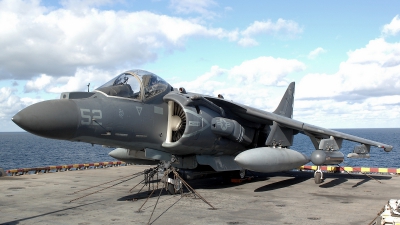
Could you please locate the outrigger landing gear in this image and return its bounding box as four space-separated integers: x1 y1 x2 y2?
314 166 323 184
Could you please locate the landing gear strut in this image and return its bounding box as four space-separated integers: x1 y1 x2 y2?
314 166 323 184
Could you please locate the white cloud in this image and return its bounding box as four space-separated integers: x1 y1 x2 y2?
60 0 114 10
238 19 303 46
173 56 306 111
0 0 298 80
294 96 400 128
296 73 342 99
241 19 302 37
170 0 217 19
173 65 227 94
0 86 12 103
382 15 400 36
0 0 228 79
229 57 306 86
224 6 233 12
366 95 400 106
298 38 400 100
294 38 400 128
24 74 53 92
308 47 326 59
237 37 258 47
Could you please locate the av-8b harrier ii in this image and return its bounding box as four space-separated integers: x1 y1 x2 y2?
12 69 393 193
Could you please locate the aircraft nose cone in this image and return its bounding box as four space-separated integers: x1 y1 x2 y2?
11 113 22 125
12 100 79 140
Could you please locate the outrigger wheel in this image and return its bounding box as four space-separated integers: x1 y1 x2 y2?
166 172 182 195
314 166 323 184
239 169 246 179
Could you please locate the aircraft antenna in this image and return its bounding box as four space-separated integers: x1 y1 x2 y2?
87 83 90 92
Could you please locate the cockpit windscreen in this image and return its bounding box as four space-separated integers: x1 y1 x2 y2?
96 70 169 101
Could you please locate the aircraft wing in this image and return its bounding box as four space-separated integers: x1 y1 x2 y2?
205 97 393 152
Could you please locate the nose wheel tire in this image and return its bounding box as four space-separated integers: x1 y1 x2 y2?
314 166 323 184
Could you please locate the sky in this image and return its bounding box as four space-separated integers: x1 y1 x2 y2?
1 0 400 132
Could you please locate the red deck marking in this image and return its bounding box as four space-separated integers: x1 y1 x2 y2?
370 168 379 173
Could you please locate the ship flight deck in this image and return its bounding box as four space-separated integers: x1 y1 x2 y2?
1 164 400 224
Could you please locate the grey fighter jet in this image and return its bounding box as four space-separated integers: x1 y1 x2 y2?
12 69 393 192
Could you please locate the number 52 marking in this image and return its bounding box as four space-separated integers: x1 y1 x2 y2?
80 109 102 125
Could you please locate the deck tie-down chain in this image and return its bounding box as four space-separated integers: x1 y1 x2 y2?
69 171 145 202
68 164 215 225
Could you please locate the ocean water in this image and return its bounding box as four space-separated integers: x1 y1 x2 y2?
0 132 114 171
0 128 399 171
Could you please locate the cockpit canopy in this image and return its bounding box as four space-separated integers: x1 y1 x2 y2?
96 70 170 101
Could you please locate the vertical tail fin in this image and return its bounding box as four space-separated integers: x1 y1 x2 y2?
265 82 296 147
273 82 295 118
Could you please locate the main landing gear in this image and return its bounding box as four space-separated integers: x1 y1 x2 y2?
314 166 323 184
